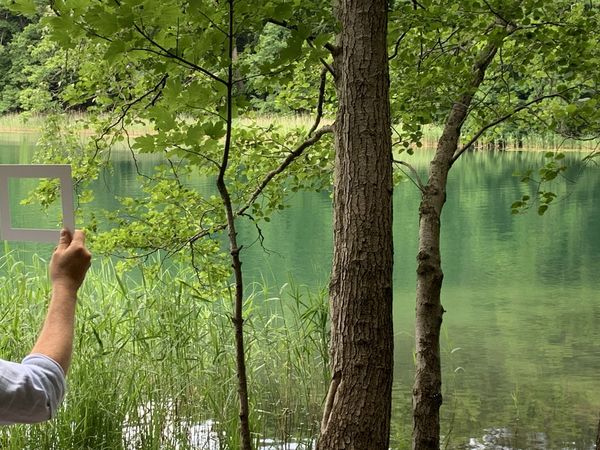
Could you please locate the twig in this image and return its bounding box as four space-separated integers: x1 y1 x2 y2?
236 125 333 218
266 18 337 76
482 0 514 27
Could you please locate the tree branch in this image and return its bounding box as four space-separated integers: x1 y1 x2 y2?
215 0 252 448
265 18 338 76
308 67 328 137
482 0 514 27
132 23 227 85
388 31 408 61
451 92 570 163
393 159 425 192
186 125 334 246
237 125 333 218
93 73 168 153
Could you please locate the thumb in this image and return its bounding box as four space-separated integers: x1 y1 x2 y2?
56 229 72 250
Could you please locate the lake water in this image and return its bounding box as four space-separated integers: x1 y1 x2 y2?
1 132 599 449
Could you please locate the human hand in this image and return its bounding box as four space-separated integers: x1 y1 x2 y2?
50 229 92 293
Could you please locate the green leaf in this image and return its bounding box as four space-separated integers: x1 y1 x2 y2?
4 0 36 15
565 103 578 114
203 121 226 140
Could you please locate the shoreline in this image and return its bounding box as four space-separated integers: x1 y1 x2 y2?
0 123 597 153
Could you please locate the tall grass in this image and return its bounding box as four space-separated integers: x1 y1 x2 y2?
0 251 328 449
401 124 599 152
0 113 51 134
0 113 324 137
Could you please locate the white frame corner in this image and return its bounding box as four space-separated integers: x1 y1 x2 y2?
0 164 74 243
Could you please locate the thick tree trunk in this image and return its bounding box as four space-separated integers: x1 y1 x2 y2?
317 1 394 449
412 43 499 450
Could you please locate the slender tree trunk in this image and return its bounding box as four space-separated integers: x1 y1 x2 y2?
317 1 394 449
216 1 252 448
412 43 498 450
412 106 460 450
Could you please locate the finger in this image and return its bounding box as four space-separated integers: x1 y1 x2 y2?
71 230 86 246
56 229 72 250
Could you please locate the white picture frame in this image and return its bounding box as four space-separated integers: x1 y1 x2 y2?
0 165 75 243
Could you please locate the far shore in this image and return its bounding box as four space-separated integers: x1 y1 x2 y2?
0 114 597 153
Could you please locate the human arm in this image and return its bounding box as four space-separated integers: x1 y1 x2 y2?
0 229 91 424
30 229 91 374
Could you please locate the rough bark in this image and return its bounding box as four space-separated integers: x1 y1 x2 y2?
412 42 498 450
317 1 394 449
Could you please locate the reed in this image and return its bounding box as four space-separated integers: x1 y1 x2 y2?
0 251 328 449
0 112 324 134
0 113 49 133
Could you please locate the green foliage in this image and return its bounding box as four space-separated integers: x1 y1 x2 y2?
19 114 102 211
387 0 599 218
7 0 336 265
0 7 80 113
388 0 600 151
512 152 568 215
240 23 336 114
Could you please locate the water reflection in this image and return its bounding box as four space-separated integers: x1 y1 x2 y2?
123 400 315 449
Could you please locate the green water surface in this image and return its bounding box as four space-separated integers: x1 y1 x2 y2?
1 133 599 449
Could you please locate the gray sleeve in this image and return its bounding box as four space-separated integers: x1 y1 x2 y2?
0 354 66 425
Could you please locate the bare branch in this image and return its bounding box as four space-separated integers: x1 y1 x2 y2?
265 17 292 29
195 8 228 36
172 144 221 169
306 39 336 78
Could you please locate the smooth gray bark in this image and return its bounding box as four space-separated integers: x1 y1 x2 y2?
412 42 499 450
